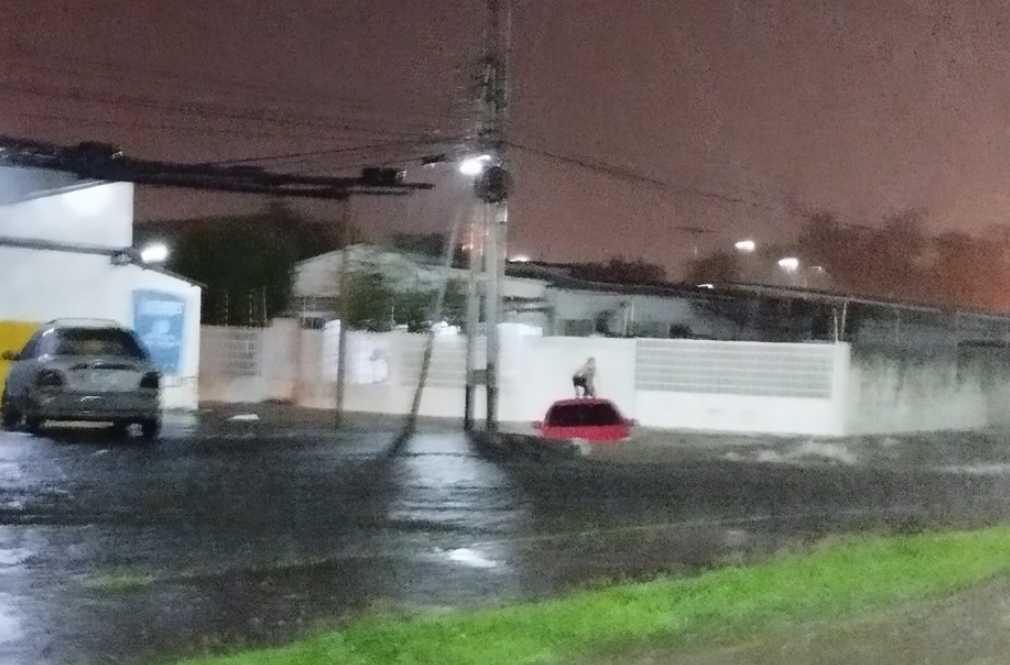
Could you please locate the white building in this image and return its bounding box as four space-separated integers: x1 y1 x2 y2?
0 166 201 410
292 246 738 338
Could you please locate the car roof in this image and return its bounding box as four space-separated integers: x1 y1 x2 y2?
44 318 126 329
549 398 618 408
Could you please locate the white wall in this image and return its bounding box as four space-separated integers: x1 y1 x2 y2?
845 352 991 435
0 249 201 410
200 323 850 435
498 334 638 423
634 340 849 436
0 167 134 247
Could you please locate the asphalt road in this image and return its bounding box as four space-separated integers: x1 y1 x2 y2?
4 407 1010 665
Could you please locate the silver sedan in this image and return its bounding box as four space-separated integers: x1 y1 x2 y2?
1 319 162 440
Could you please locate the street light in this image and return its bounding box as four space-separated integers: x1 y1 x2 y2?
459 155 492 176
777 256 800 273
140 242 169 264
735 239 756 253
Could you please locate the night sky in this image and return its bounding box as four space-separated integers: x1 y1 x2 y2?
3 0 1008 275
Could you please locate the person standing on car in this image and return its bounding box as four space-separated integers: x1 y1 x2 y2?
572 357 597 398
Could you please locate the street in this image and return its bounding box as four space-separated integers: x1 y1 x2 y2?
3 407 1010 665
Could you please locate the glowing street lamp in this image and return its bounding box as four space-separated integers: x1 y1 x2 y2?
459 154 492 176
777 256 800 273
734 239 756 253
140 242 170 264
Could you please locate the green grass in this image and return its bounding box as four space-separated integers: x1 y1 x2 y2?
84 570 156 593
164 525 1010 665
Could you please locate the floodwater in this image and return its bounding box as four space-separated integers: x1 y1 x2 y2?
3 407 1010 664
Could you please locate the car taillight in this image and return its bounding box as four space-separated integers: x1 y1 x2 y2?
140 372 160 390
36 370 65 389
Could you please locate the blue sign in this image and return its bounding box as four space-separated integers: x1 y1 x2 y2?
132 289 186 376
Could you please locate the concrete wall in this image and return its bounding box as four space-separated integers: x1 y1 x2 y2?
844 349 1010 435
200 322 852 435
0 167 134 247
202 322 1010 435
0 251 202 410
635 340 849 436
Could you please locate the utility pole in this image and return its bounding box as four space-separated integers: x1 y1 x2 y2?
463 210 483 431
334 197 352 428
464 0 512 432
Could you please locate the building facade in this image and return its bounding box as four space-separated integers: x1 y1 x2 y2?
0 166 201 410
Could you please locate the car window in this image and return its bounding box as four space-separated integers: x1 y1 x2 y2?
52 328 149 359
17 332 44 360
547 402 623 427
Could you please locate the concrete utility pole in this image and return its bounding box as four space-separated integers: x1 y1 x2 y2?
464 0 512 432
334 197 352 428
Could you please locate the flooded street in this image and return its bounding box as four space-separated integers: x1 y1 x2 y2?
3 408 1010 664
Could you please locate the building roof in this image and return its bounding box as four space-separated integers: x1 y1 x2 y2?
505 260 732 301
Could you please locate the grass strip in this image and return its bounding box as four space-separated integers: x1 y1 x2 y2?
84 570 156 593
169 525 1010 665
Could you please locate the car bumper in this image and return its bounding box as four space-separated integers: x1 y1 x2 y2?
31 391 160 421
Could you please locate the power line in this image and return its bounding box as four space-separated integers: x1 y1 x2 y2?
506 139 751 206
3 110 360 141
200 136 464 166
267 149 453 174
5 43 477 132
0 79 450 140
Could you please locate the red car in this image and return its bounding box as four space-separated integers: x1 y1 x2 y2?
533 398 635 443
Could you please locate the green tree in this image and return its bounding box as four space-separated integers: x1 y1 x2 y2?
168 216 300 325
570 257 667 285
342 272 469 332
686 250 740 285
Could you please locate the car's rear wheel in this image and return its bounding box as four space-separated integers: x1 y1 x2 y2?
140 418 161 442
0 390 21 430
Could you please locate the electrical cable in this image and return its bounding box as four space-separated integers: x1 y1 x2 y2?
506 139 750 206
5 44 477 132
0 79 450 139
3 109 358 141
201 136 465 166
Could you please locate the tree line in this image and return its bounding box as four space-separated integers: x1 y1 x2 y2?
688 210 1010 312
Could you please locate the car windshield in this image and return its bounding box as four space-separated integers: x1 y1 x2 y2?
51 328 148 359
547 402 623 427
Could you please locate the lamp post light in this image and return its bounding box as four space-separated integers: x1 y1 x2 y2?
139 242 169 264
777 256 800 273
734 239 756 253
459 155 492 177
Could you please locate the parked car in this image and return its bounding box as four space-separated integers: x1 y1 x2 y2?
533 398 635 442
0 319 162 440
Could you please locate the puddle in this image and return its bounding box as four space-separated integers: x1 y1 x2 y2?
443 547 501 569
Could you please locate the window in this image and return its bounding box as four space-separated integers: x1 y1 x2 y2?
547 401 623 427
52 328 149 360
17 332 45 360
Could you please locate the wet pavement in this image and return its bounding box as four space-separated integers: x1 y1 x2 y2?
4 407 1010 665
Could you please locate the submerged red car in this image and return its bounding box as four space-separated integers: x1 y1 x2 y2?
533 398 635 442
